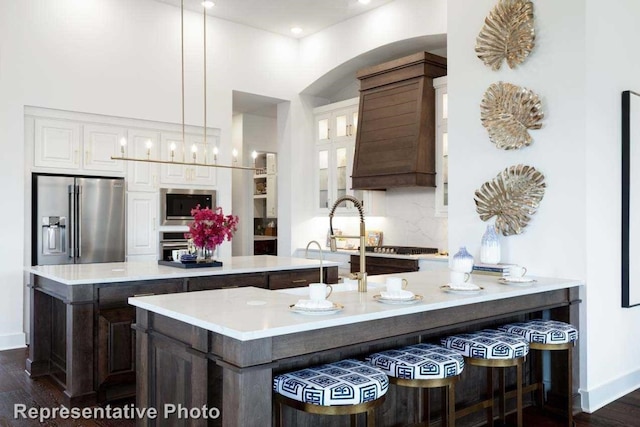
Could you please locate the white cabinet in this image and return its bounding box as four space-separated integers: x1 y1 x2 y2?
434 76 448 217
126 192 158 258
159 133 217 187
33 119 125 174
34 119 81 170
82 125 126 173
126 129 160 192
316 105 358 144
313 98 384 216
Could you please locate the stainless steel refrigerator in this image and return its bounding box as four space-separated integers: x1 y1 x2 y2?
33 174 125 265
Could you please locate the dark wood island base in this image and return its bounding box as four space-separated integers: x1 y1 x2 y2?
26 258 337 408
132 285 580 427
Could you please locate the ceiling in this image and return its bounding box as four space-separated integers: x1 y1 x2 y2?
154 0 395 38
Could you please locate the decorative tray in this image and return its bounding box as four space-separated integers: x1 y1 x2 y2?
158 260 223 269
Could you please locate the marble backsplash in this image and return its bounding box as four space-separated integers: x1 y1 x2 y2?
313 187 448 253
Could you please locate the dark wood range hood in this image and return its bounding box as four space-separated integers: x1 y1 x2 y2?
352 52 447 190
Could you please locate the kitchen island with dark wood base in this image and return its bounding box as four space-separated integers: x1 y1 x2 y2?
26 256 338 408
129 271 582 427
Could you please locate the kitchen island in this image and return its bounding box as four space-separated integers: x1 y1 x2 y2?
129 270 582 427
26 256 339 407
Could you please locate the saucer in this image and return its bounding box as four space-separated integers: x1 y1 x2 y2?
440 284 484 295
289 302 344 315
373 294 423 305
499 277 537 285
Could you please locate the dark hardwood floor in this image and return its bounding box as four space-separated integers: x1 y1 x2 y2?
1 347 638 426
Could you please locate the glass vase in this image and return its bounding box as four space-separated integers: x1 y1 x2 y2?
196 246 214 262
451 246 474 273
480 224 501 264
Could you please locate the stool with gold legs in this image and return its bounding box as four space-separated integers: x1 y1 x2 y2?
441 329 529 427
366 343 464 426
273 359 388 427
499 319 578 427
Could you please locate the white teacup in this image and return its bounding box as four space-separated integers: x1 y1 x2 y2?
309 283 333 301
172 249 188 261
450 270 471 285
508 265 527 278
386 277 408 293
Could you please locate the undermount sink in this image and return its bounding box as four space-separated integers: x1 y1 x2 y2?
276 278 383 296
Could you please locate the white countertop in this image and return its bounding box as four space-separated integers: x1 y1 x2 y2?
301 247 449 262
28 256 339 285
128 270 583 341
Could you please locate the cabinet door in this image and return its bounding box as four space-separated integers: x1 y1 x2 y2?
332 106 358 143
98 307 135 388
126 192 158 257
266 152 277 175
266 174 277 218
127 130 159 192
316 112 332 143
186 134 216 186
83 125 126 173
34 119 81 170
159 133 187 185
316 145 331 211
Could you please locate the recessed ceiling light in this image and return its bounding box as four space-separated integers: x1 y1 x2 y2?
290 27 303 35
358 0 371 4
202 1 215 8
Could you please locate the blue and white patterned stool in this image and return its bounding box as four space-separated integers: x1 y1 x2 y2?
273 359 388 426
442 329 530 427
367 343 464 427
499 319 578 427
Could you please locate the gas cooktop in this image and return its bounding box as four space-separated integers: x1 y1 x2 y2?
365 246 439 255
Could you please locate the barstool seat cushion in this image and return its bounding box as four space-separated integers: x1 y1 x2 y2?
441 329 529 359
273 359 389 407
498 319 578 345
366 343 464 380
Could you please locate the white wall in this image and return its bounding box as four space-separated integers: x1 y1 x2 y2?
1 0 300 349
448 0 587 278
582 0 640 411
449 0 640 412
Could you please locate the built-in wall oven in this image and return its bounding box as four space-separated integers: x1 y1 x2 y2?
159 232 189 261
160 188 216 225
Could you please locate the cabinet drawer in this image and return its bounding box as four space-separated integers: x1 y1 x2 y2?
350 255 419 275
187 273 267 292
98 280 184 307
269 269 321 290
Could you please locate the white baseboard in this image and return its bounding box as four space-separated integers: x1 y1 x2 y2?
580 368 640 412
0 332 27 351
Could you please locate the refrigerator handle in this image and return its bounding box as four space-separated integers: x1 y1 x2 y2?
68 185 75 259
77 184 82 259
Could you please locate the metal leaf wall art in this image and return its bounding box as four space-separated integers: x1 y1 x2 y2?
480 82 544 150
476 0 535 70
474 164 546 236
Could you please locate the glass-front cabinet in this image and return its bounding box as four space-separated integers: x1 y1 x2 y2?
434 76 448 216
314 98 382 215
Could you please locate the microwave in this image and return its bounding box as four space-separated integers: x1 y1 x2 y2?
160 188 216 225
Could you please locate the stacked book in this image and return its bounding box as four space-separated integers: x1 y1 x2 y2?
472 263 511 277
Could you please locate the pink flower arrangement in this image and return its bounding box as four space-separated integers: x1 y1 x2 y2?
185 205 239 250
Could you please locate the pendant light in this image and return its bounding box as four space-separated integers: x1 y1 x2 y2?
112 0 255 172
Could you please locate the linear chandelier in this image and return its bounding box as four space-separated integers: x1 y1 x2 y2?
111 0 255 172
